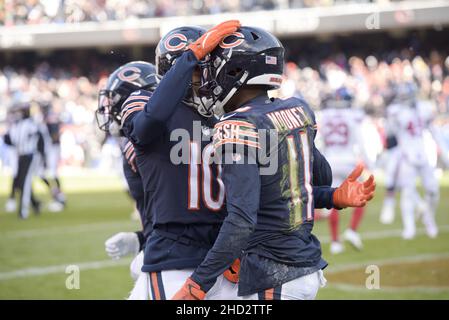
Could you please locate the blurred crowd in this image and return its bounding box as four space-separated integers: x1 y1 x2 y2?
1 0 401 26
0 62 109 169
1 45 449 169
280 50 449 115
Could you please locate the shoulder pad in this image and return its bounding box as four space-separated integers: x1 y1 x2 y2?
213 119 260 150
121 90 152 125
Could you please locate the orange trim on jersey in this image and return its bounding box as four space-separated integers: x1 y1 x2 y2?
214 138 260 149
122 106 144 123
123 142 133 154
265 288 274 300
151 272 161 300
122 101 146 113
129 153 137 172
238 130 259 138
216 120 256 129
125 145 134 159
213 130 258 140
125 95 150 102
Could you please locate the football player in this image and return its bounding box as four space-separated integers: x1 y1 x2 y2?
379 103 402 225
124 22 346 300
96 61 158 280
383 82 448 239
3 96 45 219
172 26 376 300
122 21 241 300
3 106 20 213
38 102 66 212
318 87 373 254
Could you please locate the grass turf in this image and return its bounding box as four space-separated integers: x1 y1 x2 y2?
0 172 448 299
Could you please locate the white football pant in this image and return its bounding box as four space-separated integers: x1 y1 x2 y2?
128 269 239 300
240 270 326 300
398 159 439 239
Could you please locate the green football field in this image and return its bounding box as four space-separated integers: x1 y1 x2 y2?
0 171 448 300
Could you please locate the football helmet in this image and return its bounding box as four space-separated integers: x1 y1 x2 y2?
322 87 354 109
96 61 158 133
155 26 206 76
198 26 284 117
155 26 214 116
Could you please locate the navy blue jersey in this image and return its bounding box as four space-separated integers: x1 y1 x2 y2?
120 137 150 249
121 50 227 272
191 95 329 295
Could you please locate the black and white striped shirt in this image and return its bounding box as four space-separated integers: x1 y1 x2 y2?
4 118 45 156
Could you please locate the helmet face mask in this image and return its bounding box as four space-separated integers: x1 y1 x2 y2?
96 89 121 132
198 27 284 117
96 61 158 133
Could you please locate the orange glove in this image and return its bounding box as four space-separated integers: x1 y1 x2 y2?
171 277 206 300
223 258 240 283
187 20 241 60
333 163 376 208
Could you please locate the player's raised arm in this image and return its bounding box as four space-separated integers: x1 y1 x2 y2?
124 20 241 147
123 51 197 146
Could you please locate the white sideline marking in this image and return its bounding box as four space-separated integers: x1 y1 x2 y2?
4 221 449 241
0 258 132 281
0 220 138 239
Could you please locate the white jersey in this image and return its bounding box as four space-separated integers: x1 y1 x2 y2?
318 107 370 186
386 101 434 166
318 107 367 163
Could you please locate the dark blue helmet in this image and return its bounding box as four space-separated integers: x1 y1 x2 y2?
155 26 206 76
198 26 284 116
155 26 210 115
96 61 157 132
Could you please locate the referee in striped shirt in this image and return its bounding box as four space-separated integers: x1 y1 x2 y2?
3 98 45 219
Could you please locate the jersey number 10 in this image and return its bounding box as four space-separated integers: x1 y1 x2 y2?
188 142 225 211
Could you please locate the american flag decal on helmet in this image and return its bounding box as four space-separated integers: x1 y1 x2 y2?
265 56 277 65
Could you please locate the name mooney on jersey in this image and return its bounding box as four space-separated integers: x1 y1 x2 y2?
267 106 315 132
